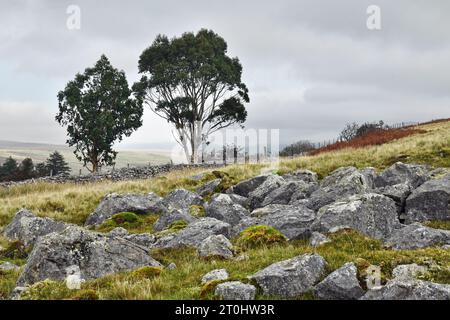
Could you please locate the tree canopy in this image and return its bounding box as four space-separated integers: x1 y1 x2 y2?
133 29 249 163
56 55 143 172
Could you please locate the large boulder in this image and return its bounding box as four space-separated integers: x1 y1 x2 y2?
232 204 316 240
4 209 67 246
385 223 450 250
85 193 162 226
16 225 161 286
248 174 285 209
361 279 450 300
227 174 269 197
262 180 317 206
205 194 249 226
313 263 365 300
153 208 197 232
161 189 204 211
152 218 231 249
374 162 430 189
305 167 373 211
312 193 400 240
404 175 450 223
392 264 428 281
107 227 156 247
251 253 327 297
215 281 257 300
198 235 233 259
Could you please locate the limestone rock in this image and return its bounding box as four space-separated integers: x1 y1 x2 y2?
215 281 256 300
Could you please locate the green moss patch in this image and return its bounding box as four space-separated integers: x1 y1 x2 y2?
236 225 287 249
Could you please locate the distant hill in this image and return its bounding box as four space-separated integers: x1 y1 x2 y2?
0 140 171 174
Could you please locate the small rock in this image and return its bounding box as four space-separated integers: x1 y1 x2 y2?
215 281 257 300
161 189 204 211
282 169 318 183
262 180 317 206
234 254 250 262
205 194 249 226
0 261 20 271
85 192 162 226
201 268 229 284
314 262 365 300
153 208 197 232
152 218 231 249
309 232 331 247
198 235 233 259
361 279 450 300
248 174 286 209
196 179 222 197
251 253 327 297
167 262 177 270
228 175 270 197
4 209 67 246
392 264 428 281
385 223 450 250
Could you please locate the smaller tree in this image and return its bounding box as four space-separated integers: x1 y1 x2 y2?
17 158 35 180
46 151 71 176
1 157 19 181
339 122 359 142
35 162 50 177
56 55 143 173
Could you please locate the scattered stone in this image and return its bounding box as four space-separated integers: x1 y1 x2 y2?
312 193 400 240
361 279 450 300
198 235 233 259
309 232 331 247
196 179 222 197
282 169 318 183
107 227 156 247
405 174 450 223
161 189 204 211
232 204 316 240
152 218 231 249
153 208 197 232
85 193 162 226
167 262 177 270
205 194 249 226
251 253 327 297
17 225 162 286
374 162 430 189
10 286 28 300
227 194 250 208
385 223 450 250
314 263 365 300
227 174 269 197
201 268 229 284
4 209 67 246
234 254 250 262
248 174 286 209
0 261 20 271
215 281 257 300
392 264 428 281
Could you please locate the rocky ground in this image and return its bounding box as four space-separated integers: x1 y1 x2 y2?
1 161 450 300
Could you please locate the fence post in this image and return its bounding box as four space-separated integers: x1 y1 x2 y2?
233 145 238 164
223 146 227 166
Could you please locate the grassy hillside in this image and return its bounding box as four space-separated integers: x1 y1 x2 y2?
1 120 450 299
0 140 170 174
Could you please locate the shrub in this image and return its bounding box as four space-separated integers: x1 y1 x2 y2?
130 266 163 280
236 225 287 249
72 289 99 300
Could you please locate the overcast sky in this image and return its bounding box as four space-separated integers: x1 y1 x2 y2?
1 0 449 149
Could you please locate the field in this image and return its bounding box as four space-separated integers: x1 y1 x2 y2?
0 140 170 174
1 119 450 299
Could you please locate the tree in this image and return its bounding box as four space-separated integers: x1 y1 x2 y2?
339 122 359 142
35 162 50 177
17 158 35 180
280 140 316 157
133 29 249 163
46 151 71 176
1 157 18 181
56 55 143 173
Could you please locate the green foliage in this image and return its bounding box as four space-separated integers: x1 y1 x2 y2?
0 241 29 260
46 151 71 176
189 205 205 217
236 225 287 249
56 55 143 172
134 29 249 163
112 212 139 224
72 289 99 300
424 220 450 230
130 266 163 280
168 220 188 232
